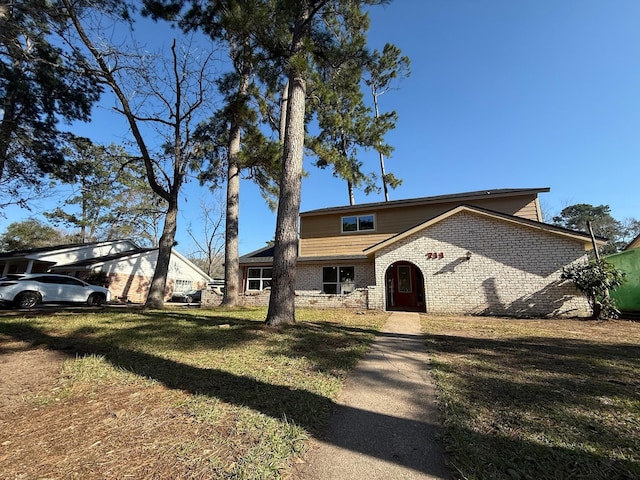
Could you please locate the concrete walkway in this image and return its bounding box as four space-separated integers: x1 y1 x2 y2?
296 312 450 479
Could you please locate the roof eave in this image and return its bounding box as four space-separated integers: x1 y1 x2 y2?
363 205 605 256
301 187 551 217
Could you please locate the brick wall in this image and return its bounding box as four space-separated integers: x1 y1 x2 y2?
107 273 153 303
107 274 207 303
295 263 375 292
201 288 369 309
372 211 590 317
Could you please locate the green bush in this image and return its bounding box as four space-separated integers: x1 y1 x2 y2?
561 259 625 319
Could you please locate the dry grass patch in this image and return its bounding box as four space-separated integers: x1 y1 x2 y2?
422 315 640 480
0 307 387 479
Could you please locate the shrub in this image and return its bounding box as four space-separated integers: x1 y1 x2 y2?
561 259 625 319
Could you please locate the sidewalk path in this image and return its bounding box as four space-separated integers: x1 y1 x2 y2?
296 312 450 479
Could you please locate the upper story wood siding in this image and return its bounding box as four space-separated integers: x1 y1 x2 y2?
299 190 546 257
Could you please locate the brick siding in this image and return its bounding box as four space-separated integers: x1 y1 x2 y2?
107 273 154 303
223 211 591 317
201 288 369 309
294 263 375 292
107 274 206 304
372 212 590 317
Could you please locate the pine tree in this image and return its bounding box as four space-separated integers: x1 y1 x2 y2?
45 135 162 245
364 43 410 201
264 0 387 325
0 0 101 205
144 0 281 307
308 30 395 205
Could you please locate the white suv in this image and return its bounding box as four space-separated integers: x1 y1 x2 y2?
0 273 111 309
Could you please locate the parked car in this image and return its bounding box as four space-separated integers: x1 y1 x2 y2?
0 273 111 308
170 289 202 303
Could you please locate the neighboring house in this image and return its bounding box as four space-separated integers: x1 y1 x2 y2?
625 233 640 251
0 240 212 303
232 188 606 317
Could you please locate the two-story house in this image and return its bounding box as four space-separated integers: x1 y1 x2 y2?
237 188 604 317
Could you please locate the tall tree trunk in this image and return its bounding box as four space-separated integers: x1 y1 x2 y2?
80 178 87 243
222 120 242 306
371 88 389 202
145 198 178 309
279 80 289 143
222 69 250 307
265 38 308 326
348 180 355 205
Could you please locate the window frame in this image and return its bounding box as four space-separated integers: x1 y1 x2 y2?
341 214 376 234
322 266 355 295
174 279 193 293
246 267 272 291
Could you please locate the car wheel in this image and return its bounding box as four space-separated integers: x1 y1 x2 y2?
185 296 193 303
14 291 41 309
87 293 106 307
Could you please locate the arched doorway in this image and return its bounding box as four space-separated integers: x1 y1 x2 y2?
385 261 426 312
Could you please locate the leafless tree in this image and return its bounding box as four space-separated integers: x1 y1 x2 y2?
62 0 220 307
186 197 225 277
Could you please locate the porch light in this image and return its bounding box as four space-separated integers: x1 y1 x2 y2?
465 251 472 261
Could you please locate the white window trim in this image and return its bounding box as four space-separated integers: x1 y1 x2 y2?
246 267 272 291
174 279 193 293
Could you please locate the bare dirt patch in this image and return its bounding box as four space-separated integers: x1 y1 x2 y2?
0 335 68 414
0 337 235 479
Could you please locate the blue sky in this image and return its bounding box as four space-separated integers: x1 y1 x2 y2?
3 1 640 256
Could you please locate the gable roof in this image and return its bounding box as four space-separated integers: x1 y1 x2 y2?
363 204 606 256
1 240 212 281
239 245 275 264
300 187 550 217
49 248 157 268
49 247 213 281
0 239 141 259
625 233 640 250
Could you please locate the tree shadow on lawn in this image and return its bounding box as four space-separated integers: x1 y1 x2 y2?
267 321 383 375
427 332 640 478
427 333 640 404
444 422 639 480
48 309 269 353
0 318 449 477
3 316 638 478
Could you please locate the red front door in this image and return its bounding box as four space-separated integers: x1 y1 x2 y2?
386 262 425 312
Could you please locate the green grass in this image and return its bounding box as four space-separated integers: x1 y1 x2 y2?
0 306 387 479
422 316 640 480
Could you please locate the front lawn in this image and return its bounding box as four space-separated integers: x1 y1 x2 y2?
423 316 640 480
0 307 387 479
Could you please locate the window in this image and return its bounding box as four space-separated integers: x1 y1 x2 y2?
247 267 272 291
174 279 193 293
33 276 85 286
341 214 375 233
322 266 355 294
397 265 412 293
